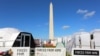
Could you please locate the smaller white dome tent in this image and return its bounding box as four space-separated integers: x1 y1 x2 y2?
91 29 100 49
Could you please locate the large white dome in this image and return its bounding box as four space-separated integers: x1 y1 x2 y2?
0 28 20 41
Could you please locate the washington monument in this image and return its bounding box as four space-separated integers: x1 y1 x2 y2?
49 2 54 40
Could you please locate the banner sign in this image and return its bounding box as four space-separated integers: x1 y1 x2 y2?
35 48 66 56
72 48 99 56
0 47 30 56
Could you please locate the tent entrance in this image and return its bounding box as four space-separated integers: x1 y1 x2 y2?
21 34 31 47
13 33 31 47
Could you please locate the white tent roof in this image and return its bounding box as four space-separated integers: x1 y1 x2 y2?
0 28 21 47
90 29 100 34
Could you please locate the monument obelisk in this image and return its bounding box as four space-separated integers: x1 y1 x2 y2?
49 2 54 40
44 2 56 47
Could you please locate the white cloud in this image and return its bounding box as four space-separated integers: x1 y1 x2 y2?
79 29 85 31
77 9 96 19
77 9 88 14
84 11 96 18
62 25 70 30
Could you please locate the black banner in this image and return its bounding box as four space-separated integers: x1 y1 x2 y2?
74 50 99 55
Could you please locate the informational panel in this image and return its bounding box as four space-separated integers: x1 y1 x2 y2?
72 48 99 56
35 48 66 56
0 47 30 56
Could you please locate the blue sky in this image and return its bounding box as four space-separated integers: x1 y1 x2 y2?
0 0 100 39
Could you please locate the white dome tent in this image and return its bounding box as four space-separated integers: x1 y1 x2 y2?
0 28 36 51
0 28 20 46
91 29 100 49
